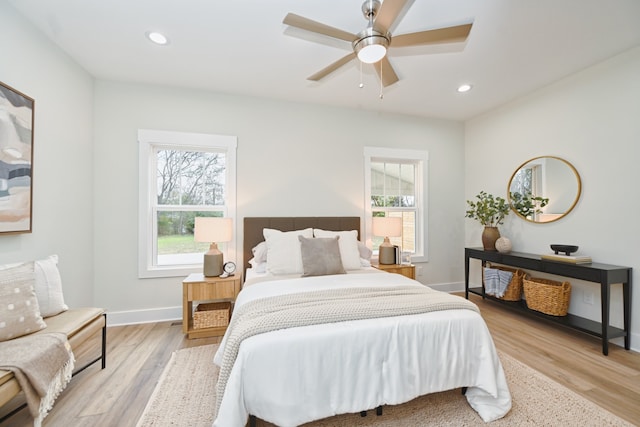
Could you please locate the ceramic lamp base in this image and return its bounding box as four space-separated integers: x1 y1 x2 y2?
379 245 396 265
203 244 223 276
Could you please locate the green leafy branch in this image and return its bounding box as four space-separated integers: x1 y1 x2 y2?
465 191 510 227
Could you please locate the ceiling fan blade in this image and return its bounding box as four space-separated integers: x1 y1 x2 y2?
374 0 413 32
308 52 357 81
283 13 355 42
375 56 399 87
392 23 473 47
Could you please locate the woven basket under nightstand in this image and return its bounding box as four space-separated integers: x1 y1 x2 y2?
193 301 231 329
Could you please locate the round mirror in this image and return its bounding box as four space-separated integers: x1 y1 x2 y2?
507 156 581 223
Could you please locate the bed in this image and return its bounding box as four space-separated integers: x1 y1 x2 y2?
212 217 511 426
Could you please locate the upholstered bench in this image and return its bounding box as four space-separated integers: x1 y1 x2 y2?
0 307 106 421
0 256 107 423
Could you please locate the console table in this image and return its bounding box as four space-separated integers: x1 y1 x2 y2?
464 247 632 355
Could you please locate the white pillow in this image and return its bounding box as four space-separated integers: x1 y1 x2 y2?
357 241 373 260
263 228 313 275
34 255 69 317
0 255 68 318
313 229 361 270
360 258 372 267
251 242 268 264
248 258 267 274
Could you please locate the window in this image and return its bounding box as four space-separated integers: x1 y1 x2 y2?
138 130 237 278
364 147 428 263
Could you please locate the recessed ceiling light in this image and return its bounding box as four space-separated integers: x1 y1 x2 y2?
146 31 169 45
457 84 472 93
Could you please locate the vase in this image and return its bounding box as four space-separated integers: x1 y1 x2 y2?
482 226 501 251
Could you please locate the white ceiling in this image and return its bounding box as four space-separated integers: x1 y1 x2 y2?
9 0 640 121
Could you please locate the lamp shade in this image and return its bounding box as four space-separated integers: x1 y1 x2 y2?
372 216 402 238
194 217 232 243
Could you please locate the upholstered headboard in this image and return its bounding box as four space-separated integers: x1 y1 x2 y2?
243 217 361 275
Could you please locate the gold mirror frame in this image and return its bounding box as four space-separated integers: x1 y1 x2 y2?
507 156 582 223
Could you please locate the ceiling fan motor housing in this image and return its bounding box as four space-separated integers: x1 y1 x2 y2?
353 27 391 59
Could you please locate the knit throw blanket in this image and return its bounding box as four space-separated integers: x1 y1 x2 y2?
0 332 74 427
215 285 479 415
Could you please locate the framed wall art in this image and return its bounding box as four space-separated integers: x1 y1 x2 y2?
0 81 34 234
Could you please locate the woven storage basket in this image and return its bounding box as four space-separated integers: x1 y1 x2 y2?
523 276 571 316
193 301 231 329
483 263 525 301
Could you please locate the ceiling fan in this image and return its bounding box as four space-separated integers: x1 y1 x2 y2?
283 0 473 87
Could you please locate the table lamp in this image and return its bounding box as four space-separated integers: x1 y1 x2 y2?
372 216 402 265
194 217 232 277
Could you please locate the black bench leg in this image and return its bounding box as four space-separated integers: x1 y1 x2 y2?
376 406 383 416
101 313 107 369
360 410 367 417
249 415 257 427
461 386 468 395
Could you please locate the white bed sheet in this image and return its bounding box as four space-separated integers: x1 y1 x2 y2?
213 270 511 427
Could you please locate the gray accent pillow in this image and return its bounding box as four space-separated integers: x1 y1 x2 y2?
298 236 346 277
0 262 47 341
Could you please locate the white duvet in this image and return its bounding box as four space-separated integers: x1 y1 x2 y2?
213 271 511 426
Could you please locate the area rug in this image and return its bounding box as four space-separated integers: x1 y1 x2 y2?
136 344 632 427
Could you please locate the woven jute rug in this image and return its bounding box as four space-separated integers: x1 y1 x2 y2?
136 344 633 427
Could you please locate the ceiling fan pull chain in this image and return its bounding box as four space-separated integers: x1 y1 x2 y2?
379 61 384 99
359 61 364 88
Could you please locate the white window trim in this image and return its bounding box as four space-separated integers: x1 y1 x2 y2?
364 146 429 263
138 129 237 278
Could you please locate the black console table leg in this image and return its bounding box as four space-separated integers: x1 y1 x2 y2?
601 282 610 356
464 255 470 299
623 276 632 350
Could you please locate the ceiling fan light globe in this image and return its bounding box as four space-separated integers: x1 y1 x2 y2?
358 44 387 63
353 28 390 64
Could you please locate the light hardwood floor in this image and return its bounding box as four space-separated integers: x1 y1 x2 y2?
1 293 639 426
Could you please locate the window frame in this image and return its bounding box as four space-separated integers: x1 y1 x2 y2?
364 146 428 263
138 129 237 278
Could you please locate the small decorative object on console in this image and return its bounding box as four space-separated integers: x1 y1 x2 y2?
495 237 512 253
550 244 578 255
541 253 592 264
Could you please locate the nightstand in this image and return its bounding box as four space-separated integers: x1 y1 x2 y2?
182 273 242 339
374 264 416 280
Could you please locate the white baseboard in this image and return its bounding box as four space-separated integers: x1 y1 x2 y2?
429 281 465 293
106 306 182 326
